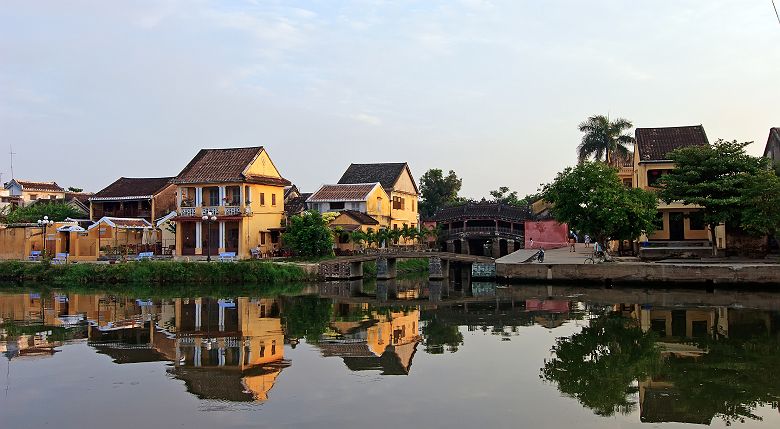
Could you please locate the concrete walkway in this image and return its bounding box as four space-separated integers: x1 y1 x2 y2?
497 243 595 265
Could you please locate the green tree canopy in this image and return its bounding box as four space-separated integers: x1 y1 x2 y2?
419 169 462 218
67 187 83 193
5 201 84 224
282 210 334 258
541 162 657 245
657 139 769 255
740 169 780 237
281 295 333 344
577 115 635 166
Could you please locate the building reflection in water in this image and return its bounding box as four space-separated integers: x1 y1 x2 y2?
615 303 780 425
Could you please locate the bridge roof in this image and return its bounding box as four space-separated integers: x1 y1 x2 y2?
433 202 531 222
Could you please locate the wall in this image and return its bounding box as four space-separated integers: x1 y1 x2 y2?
0 227 28 260
365 186 391 227
524 220 568 249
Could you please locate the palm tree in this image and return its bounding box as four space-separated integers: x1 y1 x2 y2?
577 115 635 166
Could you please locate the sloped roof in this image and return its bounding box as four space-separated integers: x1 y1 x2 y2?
172 147 291 186
307 183 380 202
7 180 64 193
764 127 780 159
635 125 709 162
432 202 531 222
338 163 416 193
285 193 311 215
91 177 173 201
334 210 379 225
88 217 153 230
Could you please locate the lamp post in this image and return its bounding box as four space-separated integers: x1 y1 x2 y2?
37 215 54 257
202 210 217 262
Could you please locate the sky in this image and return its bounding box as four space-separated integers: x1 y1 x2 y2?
1 0 779 198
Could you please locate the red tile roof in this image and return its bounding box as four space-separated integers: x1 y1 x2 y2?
307 183 380 202
172 147 291 186
91 177 173 200
13 180 64 193
635 125 709 162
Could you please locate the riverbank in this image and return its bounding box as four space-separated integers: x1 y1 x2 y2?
0 260 313 286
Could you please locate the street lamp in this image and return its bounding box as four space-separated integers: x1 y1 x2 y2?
202 210 217 262
37 215 54 257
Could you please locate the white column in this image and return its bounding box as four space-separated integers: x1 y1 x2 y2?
218 304 225 332
176 188 182 208
240 186 245 206
219 186 226 206
195 221 202 250
219 221 225 249
195 299 202 330
195 187 202 207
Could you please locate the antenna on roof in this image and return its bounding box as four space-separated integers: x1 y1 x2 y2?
9 145 16 179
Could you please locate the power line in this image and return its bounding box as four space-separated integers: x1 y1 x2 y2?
773 0 780 25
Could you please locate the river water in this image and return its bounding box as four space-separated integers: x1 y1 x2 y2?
1 279 779 429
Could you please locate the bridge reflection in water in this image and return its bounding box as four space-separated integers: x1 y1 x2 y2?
1 283 779 426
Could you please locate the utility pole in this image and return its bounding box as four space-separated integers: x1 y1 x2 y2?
9 145 16 179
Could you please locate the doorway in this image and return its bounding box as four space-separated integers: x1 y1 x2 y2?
669 212 685 240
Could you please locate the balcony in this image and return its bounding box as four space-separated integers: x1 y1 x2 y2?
225 206 242 216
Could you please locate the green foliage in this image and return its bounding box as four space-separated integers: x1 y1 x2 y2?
740 169 780 236
281 295 333 344
658 140 770 254
283 210 334 257
541 313 660 416
422 316 463 354
577 115 635 166
541 162 657 244
6 201 84 223
67 187 83 192
419 169 462 218
0 260 310 285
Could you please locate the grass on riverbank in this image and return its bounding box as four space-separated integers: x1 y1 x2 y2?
0 260 311 286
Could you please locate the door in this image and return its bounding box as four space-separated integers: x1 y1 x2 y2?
669 212 685 240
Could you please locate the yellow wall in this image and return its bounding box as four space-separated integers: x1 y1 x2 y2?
244 149 282 178
364 185 391 227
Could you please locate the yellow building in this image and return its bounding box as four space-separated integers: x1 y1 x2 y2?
3 179 65 207
336 163 420 243
172 147 291 259
89 176 176 224
328 210 381 252
632 125 725 247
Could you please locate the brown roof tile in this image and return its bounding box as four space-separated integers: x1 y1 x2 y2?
172 147 291 186
91 177 173 200
635 125 709 162
13 180 64 193
432 202 531 223
338 210 379 225
338 163 417 193
307 183 380 202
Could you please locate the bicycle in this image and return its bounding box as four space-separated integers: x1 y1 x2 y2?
583 248 610 264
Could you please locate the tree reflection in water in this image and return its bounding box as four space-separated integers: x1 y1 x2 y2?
421 316 463 354
542 310 780 425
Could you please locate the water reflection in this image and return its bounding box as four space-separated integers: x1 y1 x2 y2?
1 282 780 428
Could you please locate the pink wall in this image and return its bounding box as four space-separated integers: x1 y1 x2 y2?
525 220 568 249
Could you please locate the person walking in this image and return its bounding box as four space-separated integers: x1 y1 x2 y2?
568 234 576 252
529 238 534 249
584 234 591 248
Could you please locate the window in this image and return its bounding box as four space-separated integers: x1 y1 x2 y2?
49 195 57 200
689 211 706 230
647 169 670 187
392 196 405 210
260 193 265 205
272 193 276 206
208 188 219 206
622 178 633 187
271 340 277 355
228 187 241 205
377 197 382 212
30 194 38 200
245 186 251 204
330 202 345 210
260 232 266 245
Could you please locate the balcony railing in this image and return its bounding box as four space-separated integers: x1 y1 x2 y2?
180 207 196 217
442 226 519 237
225 206 242 216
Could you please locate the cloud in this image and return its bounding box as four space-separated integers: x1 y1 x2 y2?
352 113 382 126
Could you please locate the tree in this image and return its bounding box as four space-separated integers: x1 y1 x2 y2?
282 211 334 258
577 115 635 166
5 201 84 224
419 169 462 218
541 162 657 246
657 140 767 256
489 186 522 206
281 295 332 345
67 187 83 193
740 169 780 238
541 313 660 416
